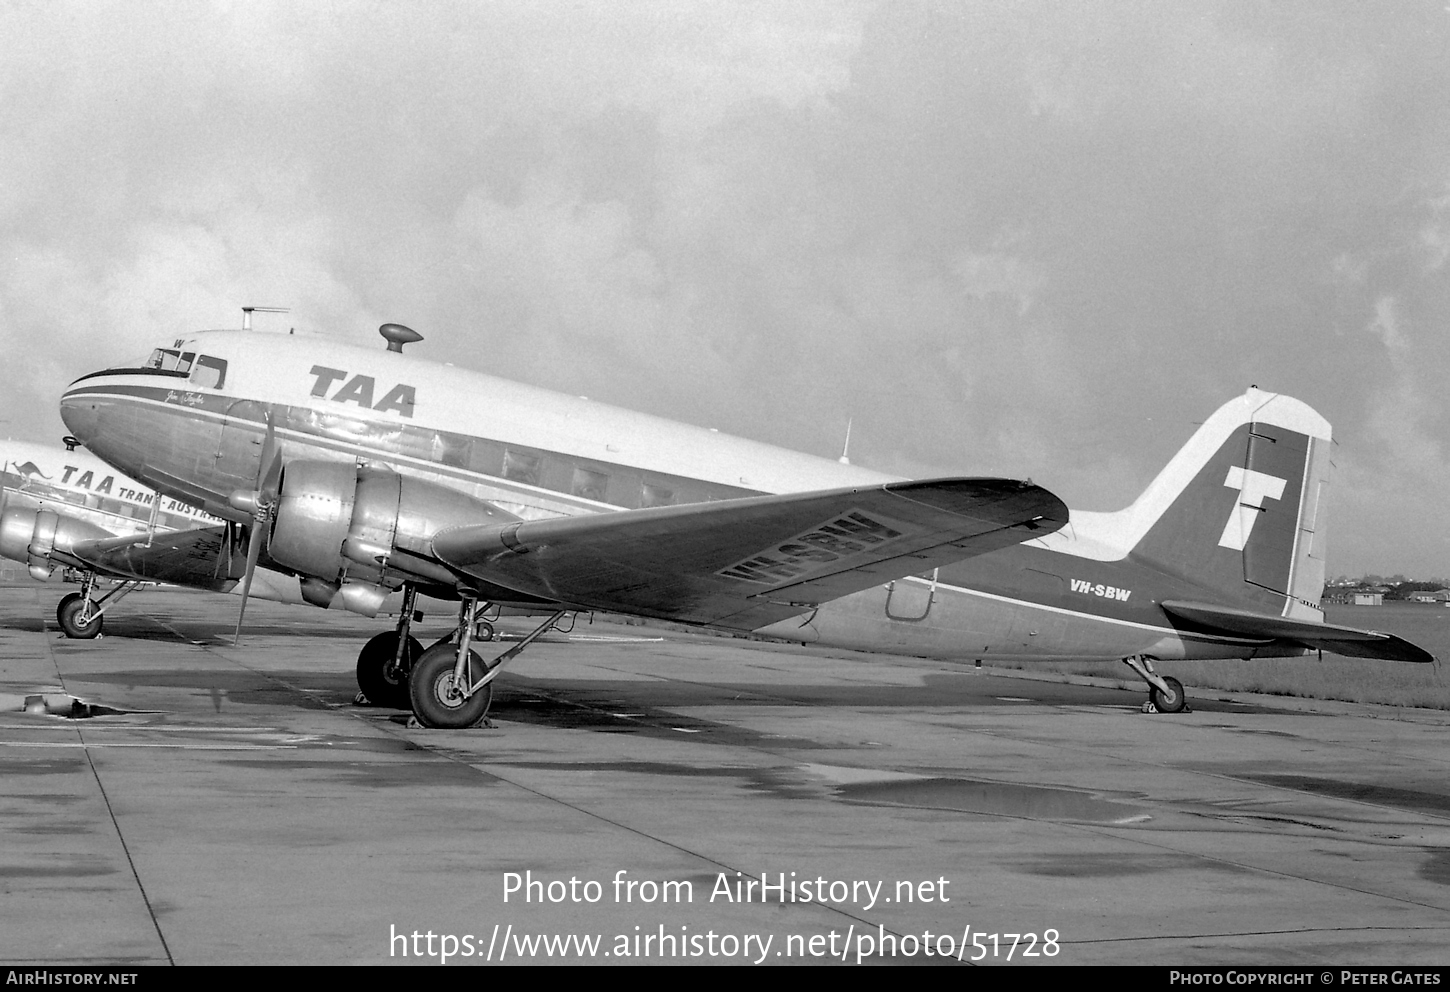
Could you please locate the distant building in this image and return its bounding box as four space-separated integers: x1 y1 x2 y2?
1323 586 1386 606
1406 589 1450 605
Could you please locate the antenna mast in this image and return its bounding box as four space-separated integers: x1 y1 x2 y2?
241 306 291 331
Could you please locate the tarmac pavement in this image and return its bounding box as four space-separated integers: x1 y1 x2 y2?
1 584 1448 966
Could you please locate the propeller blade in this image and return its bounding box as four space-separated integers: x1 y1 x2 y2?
215 521 236 581
233 519 264 645
257 413 281 500
233 409 279 645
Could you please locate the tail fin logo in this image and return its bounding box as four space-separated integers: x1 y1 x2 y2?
1218 466 1287 551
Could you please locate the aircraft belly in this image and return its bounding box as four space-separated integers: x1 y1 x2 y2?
781 584 1202 663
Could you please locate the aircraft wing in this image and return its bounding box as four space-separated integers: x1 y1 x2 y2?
433 478 1067 631
66 525 241 590
1160 600 1435 664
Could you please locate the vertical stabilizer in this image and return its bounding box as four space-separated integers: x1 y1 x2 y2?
1041 388 1332 617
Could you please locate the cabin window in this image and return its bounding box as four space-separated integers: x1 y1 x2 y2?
433 432 469 468
571 467 609 502
502 449 540 487
189 355 227 388
641 482 674 508
466 439 502 476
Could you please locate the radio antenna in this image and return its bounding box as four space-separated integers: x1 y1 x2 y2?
241 306 291 331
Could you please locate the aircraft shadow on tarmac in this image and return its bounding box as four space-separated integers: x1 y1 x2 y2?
63 656 1283 747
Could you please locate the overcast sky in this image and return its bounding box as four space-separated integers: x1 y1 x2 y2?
2 1 1447 577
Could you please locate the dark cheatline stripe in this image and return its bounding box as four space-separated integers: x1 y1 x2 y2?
65 382 765 511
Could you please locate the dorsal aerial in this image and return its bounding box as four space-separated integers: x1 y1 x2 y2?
380 323 424 353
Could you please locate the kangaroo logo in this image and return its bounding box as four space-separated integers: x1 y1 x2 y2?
12 461 51 480
1218 466 1286 551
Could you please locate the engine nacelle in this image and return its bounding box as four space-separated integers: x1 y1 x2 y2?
266 461 517 616
0 507 114 580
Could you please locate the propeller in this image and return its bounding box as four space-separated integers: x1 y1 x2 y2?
227 413 282 644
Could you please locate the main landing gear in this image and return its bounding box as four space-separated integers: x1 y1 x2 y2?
55 575 145 639
1121 655 1188 714
409 599 568 729
355 585 423 709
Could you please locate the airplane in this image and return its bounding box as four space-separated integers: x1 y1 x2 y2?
0 437 484 646
0 436 244 636
55 319 1432 728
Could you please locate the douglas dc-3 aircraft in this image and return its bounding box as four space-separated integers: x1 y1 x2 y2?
0 437 245 635
57 320 1432 728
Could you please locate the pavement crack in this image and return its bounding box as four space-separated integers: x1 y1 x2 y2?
40 589 174 966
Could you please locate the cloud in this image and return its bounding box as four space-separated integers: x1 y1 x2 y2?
1365 295 1409 352
3 0 1450 575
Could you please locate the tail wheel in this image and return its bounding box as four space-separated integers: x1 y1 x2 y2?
409 644 493 729
355 631 423 708
1150 676 1187 714
57 593 103 640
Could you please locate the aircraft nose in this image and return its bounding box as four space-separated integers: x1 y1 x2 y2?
59 385 101 444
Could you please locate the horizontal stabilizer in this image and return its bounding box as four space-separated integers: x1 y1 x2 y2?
434 478 1067 631
1161 600 1435 664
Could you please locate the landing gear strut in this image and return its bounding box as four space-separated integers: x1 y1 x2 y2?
409 599 568 729
355 585 422 708
55 575 144 639
1122 655 1188 713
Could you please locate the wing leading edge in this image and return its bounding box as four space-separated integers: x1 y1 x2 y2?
432 478 1068 631
1161 600 1435 664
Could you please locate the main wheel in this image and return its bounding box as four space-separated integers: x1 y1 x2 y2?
474 620 495 642
409 644 493 729
57 593 103 639
355 631 423 708
1149 676 1187 714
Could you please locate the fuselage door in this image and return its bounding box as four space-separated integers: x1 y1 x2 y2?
885 569 937 621
215 400 269 489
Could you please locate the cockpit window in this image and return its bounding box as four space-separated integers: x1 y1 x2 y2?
141 348 225 386
189 355 227 388
144 348 179 370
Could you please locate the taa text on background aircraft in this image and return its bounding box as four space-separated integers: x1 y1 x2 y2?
56 317 1431 728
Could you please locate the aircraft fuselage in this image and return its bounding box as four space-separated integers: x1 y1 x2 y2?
60 331 1316 665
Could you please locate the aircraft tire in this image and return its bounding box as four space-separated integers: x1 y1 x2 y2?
409 644 492 729
1150 676 1187 714
475 620 495 642
57 594 103 640
355 632 423 708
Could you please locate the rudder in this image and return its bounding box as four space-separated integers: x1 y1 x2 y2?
1131 390 1331 616
1043 388 1332 618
